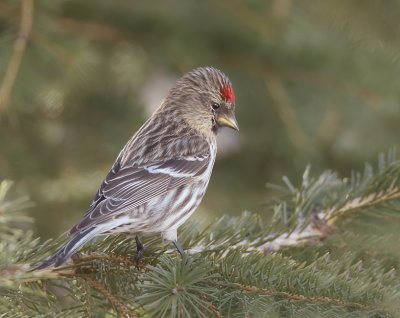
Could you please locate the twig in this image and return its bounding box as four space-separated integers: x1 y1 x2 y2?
0 0 34 112
83 276 137 318
199 295 222 318
238 188 400 253
76 253 137 267
78 277 93 318
0 3 75 65
211 281 372 310
327 187 400 225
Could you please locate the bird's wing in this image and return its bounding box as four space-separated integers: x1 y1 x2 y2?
69 138 211 235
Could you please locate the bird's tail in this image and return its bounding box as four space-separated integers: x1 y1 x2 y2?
34 226 98 270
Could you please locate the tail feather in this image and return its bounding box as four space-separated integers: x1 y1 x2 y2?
33 216 133 270
33 226 97 270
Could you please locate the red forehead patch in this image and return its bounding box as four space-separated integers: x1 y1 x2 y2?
221 85 235 103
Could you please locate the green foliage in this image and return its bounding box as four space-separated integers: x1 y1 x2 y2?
2 0 400 237
265 149 400 240
138 257 216 318
2 151 400 317
2 1 400 317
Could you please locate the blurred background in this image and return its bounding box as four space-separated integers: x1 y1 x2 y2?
0 0 399 239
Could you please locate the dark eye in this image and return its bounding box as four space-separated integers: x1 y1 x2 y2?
212 102 220 110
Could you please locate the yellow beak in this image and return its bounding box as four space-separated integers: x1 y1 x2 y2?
216 113 239 131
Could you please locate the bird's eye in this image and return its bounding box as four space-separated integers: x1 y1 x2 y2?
212 102 220 110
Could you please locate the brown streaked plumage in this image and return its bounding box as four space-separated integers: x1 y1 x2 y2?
35 67 238 269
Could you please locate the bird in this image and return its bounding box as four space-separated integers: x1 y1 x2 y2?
35 66 239 269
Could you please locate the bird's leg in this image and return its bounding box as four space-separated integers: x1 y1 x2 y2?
134 235 147 263
173 241 189 264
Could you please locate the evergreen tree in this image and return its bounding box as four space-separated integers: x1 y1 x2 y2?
2 1 400 317
1 151 400 317
1 0 400 236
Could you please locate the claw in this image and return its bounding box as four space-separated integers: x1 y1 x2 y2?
134 236 147 265
173 241 190 264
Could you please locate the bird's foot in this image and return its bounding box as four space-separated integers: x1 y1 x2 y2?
173 241 190 264
134 235 148 265
134 246 148 264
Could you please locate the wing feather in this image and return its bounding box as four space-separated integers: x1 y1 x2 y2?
70 136 212 235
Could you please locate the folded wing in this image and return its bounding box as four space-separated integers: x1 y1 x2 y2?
70 137 210 235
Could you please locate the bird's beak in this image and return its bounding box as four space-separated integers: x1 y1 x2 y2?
216 112 239 131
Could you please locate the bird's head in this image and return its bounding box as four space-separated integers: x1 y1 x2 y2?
163 67 239 136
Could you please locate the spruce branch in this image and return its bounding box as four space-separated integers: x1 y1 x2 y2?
250 150 400 253
181 150 400 255
326 186 400 225
72 253 137 268
2 152 400 317
209 281 370 310
83 276 137 318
